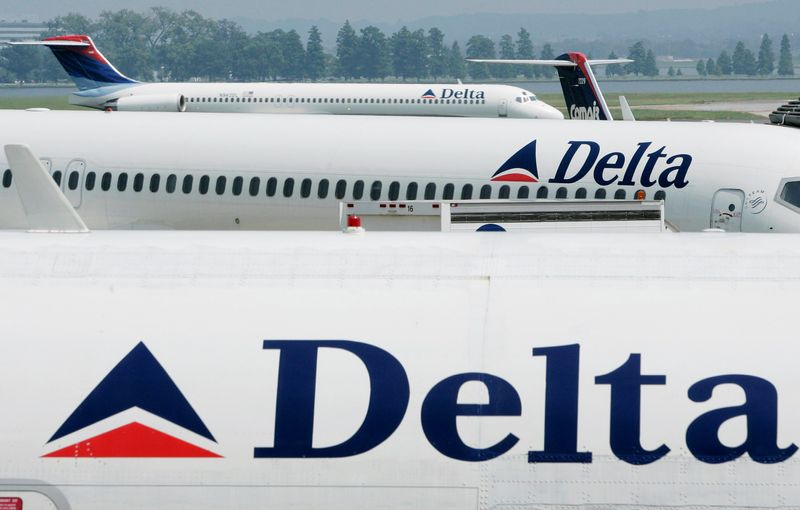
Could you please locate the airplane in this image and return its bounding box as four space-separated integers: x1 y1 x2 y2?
1 226 800 510
5 34 565 119
0 109 798 232
468 52 634 120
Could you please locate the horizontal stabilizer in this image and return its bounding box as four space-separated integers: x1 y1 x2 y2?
5 40 90 47
466 58 633 67
4 144 89 233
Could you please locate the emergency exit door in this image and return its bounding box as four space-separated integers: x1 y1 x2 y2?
711 189 744 231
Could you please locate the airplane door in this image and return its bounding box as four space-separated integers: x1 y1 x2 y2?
710 188 744 231
63 159 85 208
498 99 508 117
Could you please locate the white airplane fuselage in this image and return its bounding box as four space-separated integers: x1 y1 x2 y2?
1 230 800 510
1 110 800 232
73 81 564 119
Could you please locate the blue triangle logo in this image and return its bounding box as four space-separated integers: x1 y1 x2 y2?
491 140 539 182
48 342 215 443
422 89 436 98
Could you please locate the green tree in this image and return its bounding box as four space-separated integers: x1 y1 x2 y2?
696 59 707 76
390 27 428 80
643 49 659 76
606 51 624 76
305 26 326 80
448 41 466 79
667 66 676 77
1 45 44 82
280 29 306 80
358 26 389 80
706 57 718 76
336 20 359 79
95 9 156 80
779 34 794 76
758 34 775 75
717 50 733 75
539 43 555 78
732 41 757 75
427 27 447 79
492 34 516 79
465 35 495 80
515 27 536 78
625 41 647 75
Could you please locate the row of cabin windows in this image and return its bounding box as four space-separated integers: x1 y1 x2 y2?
1 168 668 202
188 96 486 106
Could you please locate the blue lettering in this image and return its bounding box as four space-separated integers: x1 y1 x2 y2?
529 345 592 463
421 373 521 461
441 89 454 99
686 375 797 464
595 354 670 465
659 154 692 189
594 152 625 186
619 142 651 186
254 340 409 458
550 141 600 185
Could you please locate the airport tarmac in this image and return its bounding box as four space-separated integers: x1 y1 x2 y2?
641 100 784 118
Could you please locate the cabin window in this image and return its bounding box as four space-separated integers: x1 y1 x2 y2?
232 176 244 196
499 185 510 199
575 187 587 199
2 169 12 188
480 184 491 199
556 187 567 199
654 190 666 201
301 178 312 198
370 180 382 200
133 173 144 192
215 176 227 195
166 174 177 194
318 179 330 199
461 184 473 199
353 180 364 200
335 179 346 199
595 188 607 199
443 183 454 200
388 181 400 201
283 178 295 197
149 173 160 192
183 175 193 194
249 177 260 196
84 171 95 191
101 172 112 191
406 182 418 200
425 182 437 200
536 186 548 199
116 173 128 192
517 186 530 199
266 177 277 197
68 171 80 190
52 171 62 186
614 189 626 200
199 175 210 195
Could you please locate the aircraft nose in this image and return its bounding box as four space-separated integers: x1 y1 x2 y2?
539 104 565 120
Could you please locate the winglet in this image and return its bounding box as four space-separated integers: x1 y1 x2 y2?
619 96 636 121
4 144 89 232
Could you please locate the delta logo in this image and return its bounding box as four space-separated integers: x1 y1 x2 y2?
421 89 436 99
43 342 220 458
490 140 539 182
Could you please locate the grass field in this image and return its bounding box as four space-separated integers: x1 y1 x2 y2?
0 92 789 121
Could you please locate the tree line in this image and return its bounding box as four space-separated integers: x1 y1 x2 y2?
0 8 795 83
694 34 794 77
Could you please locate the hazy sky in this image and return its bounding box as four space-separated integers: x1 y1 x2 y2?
8 0 774 23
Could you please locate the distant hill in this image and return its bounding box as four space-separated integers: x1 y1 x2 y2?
233 0 800 58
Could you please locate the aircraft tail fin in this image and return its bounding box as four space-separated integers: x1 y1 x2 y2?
8 35 137 90
466 53 632 121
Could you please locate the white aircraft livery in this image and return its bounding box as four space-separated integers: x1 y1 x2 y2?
7 35 564 119
1 229 800 510
0 109 799 232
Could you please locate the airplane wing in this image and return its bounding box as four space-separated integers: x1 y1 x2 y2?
466 58 634 67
